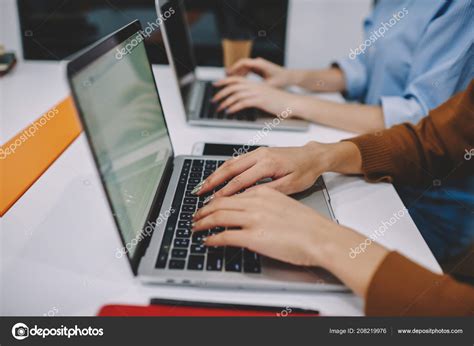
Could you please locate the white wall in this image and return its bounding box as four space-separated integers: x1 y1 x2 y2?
286 0 371 68
0 0 371 68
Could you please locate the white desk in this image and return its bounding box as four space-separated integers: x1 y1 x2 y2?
0 61 441 316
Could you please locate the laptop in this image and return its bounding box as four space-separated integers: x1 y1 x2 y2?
156 0 310 131
67 21 344 291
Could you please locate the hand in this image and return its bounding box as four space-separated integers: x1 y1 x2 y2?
196 143 331 198
192 187 334 266
212 77 300 115
226 57 293 88
193 187 390 297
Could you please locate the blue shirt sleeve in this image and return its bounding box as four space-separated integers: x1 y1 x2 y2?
333 11 374 101
381 1 474 127
334 55 368 101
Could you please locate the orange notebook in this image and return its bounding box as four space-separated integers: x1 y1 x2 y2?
0 96 82 216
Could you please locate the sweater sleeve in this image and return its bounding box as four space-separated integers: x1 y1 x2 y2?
365 252 474 316
346 80 474 185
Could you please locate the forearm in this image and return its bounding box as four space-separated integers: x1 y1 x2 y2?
293 96 385 133
308 220 389 297
289 67 346 92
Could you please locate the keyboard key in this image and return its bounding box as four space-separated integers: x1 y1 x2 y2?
184 197 198 205
156 252 169 269
174 238 190 248
190 172 201 178
208 246 224 256
176 229 191 238
225 247 242 272
178 220 191 229
189 178 201 184
243 250 261 273
192 231 208 243
191 244 207 254
191 166 203 172
155 217 177 268
209 227 224 234
182 205 195 213
169 259 185 270
180 212 193 220
172 248 188 258
206 253 223 271
188 255 205 270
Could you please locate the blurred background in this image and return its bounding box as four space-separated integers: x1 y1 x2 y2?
0 0 371 69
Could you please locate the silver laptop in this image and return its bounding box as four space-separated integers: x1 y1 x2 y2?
156 0 309 131
67 21 344 292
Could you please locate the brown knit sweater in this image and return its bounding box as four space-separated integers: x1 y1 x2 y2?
347 80 474 316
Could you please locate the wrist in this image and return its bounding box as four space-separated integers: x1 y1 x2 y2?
315 141 362 174
303 141 357 173
286 69 305 87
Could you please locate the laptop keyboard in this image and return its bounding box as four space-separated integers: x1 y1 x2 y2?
199 82 260 121
155 159 261 273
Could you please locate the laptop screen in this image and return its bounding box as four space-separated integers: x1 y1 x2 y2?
70 27 173 258
160 0 197 86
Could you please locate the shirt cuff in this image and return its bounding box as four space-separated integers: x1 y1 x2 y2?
333 57 367 100
381 96 427 127
344 134 396 183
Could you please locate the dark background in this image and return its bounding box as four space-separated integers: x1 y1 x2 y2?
17 0 288 66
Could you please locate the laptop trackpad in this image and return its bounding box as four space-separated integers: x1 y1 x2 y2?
291 182 333 220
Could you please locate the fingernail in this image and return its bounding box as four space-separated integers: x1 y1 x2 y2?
203 194 215 205
191 180 205 195
191 222 196 228
201 237 208 244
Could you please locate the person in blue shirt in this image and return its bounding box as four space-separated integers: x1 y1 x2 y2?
212 0 473 134
211 0 474 265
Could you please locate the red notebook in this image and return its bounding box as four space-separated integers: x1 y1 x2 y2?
97 299 319 317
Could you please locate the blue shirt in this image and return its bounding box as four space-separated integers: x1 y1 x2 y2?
336 0 474 127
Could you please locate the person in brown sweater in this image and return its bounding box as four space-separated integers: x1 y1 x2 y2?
190 80 474 316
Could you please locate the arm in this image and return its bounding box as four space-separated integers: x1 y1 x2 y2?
292 95 385 133
192 187 474 316
345 81 474 185
288 67 346 93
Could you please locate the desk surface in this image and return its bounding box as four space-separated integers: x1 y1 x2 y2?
0 61 440 316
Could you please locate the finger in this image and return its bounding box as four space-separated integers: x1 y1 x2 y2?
215 164 272 197
192 210 249 231
226 98 259 114
245 174 295 195
193 196 252 221
212 83 246 103
198 154 258 195
213 76 246 87
216 91 252 113
204 230 250 248
226 58 257 76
